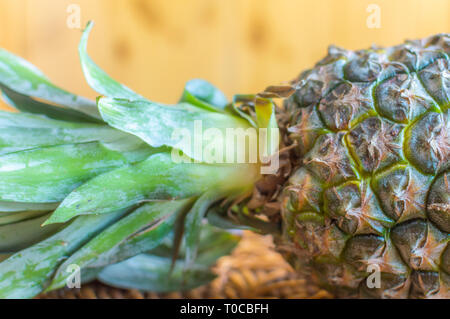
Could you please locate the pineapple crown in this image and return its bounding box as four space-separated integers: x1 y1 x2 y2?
0 21 284 298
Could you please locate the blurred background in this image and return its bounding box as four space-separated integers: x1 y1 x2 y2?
0 0 449 105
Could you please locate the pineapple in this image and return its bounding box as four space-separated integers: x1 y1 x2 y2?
279 34 449 298
0 22 448 299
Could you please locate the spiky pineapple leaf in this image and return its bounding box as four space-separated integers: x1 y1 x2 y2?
98 254 215 293
170 207 187 271
0 141 154 203
97 97 251 162
193 227 240 266
148 224 239 260
98 226 239 293
180 79 228 112
46 199 192 290
93 202 191 266
0 49 100 121
0 110 128 155
184 191 225 268
152 222 240 265
81 22 229 114
1 86 101 123
0 209 128 299
0 109 93 128
255 97 277 129
45 152 258 224
79 21 143 100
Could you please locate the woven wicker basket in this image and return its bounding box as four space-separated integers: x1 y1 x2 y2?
40 231 332 299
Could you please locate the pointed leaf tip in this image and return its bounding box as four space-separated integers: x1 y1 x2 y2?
79 21 143 100
41 217 54 226
42 212 66 226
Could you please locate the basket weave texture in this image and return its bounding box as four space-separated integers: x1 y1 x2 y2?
40 231 332 299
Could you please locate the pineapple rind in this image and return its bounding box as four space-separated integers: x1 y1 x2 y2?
282 33 450 298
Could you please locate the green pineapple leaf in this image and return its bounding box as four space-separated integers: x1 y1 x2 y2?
0 21 279 299
0 110 130 155
98 254 216 293
254 97 279 161
97 97 251 162
46 199 192 291
0 209 128 299
193 226 240 266
0 141 154 203
97 225 239 293
1 86 101 123
154 219 241 264
93 201 192 266
179 79 228 112
79 21 144 100
183 191 225 268
0 49 100 121
44 152 258 224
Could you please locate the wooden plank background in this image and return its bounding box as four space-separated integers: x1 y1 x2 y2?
0 0 449 106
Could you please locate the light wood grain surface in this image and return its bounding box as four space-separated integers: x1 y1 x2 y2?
0 0 449 106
